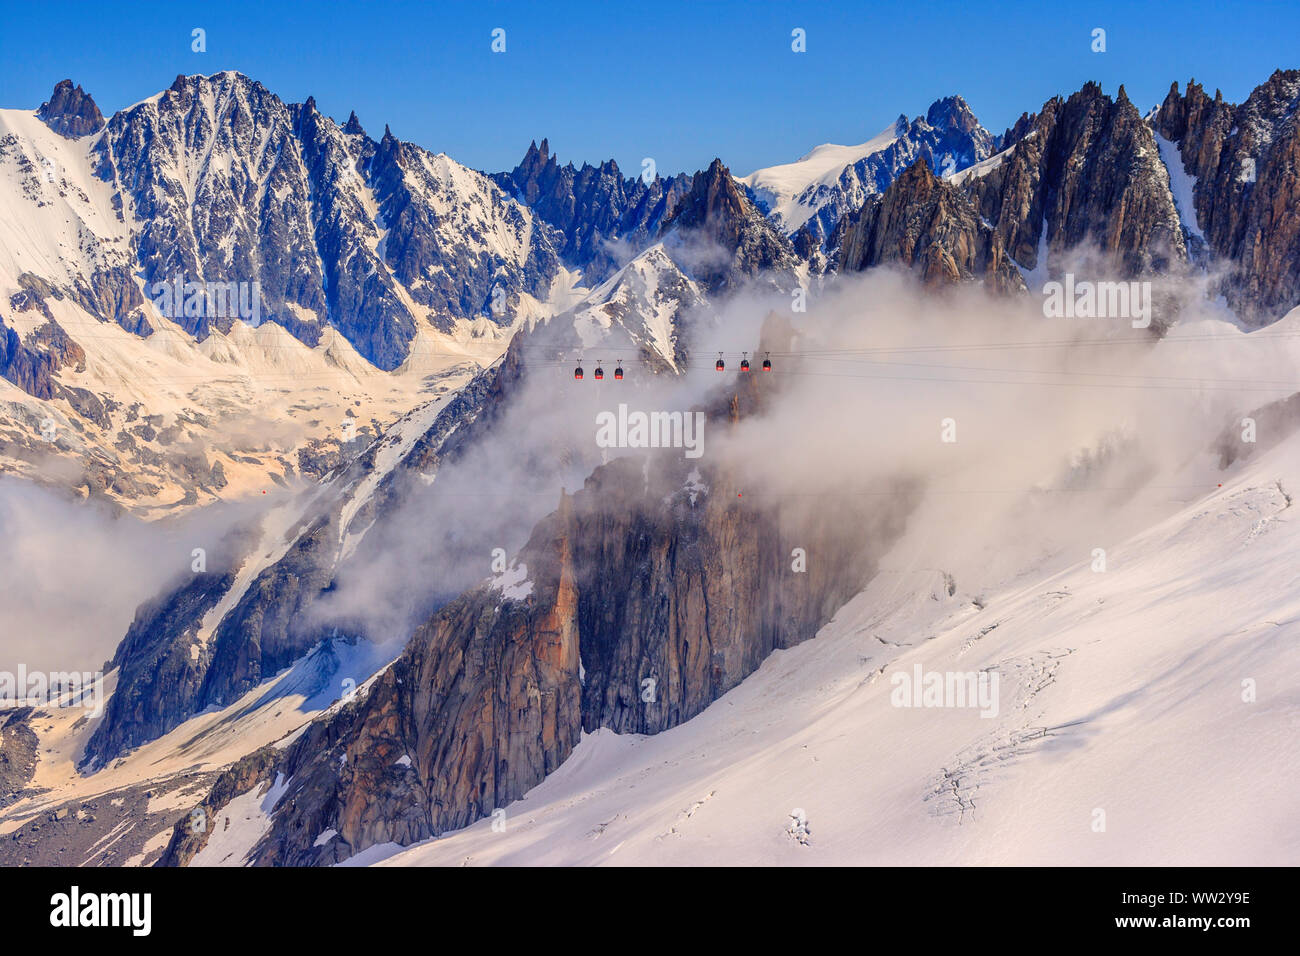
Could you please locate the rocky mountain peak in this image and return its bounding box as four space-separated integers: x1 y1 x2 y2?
36 79 105 138
343 110 365 135
926 94 980 135
1155 68 1300 324
752 95 997 253
492 139 691 282
659 158 798 292
664 158 748 232
897 154 936 186
834 77 1195 304
833 156 1023 293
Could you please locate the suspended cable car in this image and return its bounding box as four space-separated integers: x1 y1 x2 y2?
762 351 772 371
574 362 584 380
715 352 725 372
740 351 751 372
613 360 624 381
594 360 604 380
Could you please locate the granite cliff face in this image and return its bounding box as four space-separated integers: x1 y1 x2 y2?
834 159 1025 292
832 82 1187 304
1155 70 1300 325
159 371 914 866
965 83 1186 277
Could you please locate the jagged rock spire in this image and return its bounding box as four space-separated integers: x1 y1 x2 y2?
36 80 104 138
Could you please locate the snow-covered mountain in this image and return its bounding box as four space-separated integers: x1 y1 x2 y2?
740 96 996 249
0 73 592 511
4 65 1300 872
71 71 561 366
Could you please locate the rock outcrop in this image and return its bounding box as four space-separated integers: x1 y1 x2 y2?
659 159 800 294
833 82 1189 310
833 158 1025 292
492 139 691 283
0 709 39 807
0 314 86 401
963 82 1186 278
36 80 105 138
1155 71 1300 325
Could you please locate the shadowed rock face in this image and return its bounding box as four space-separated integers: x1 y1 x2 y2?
7 266 145 340
1155 71 1300 326
492 139 692 284
36 80 105 139
0 314 86 401
80 360 506 770
80 534 250 770
157 367 915 867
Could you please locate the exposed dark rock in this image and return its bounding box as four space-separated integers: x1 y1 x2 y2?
834 158 1025 292
0 316 59 400
80 534 249 769
0 709 39 807
659 158 800 294
0 772 215 866
493 138 691 283
36 80 105 138
963 82 1185 278
1155 71 1300 325
834 82 1189 312
159 365 916 866
24 320 86 373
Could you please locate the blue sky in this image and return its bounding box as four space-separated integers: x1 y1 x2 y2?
1 0 1294 177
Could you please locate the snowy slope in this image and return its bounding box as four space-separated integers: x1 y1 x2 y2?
0 107 132 289
1154 132 1206 242
375 435 1300 866
0 286 487 514
739 99 994 243
564 244 706 370
0 634 397 866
